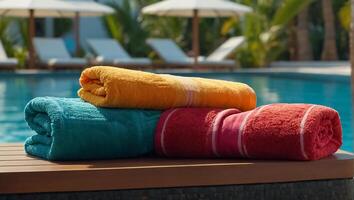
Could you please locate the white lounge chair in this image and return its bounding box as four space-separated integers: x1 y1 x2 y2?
33 38 88 69
146 36 244 68
88 38 151 67
0 42 18 70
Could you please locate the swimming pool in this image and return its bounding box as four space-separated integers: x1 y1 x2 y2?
0 72 352 152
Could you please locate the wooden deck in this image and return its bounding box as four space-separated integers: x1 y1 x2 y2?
0 144 354 194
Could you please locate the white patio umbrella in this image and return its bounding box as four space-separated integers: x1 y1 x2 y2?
0 0 113 68
142 0 252 65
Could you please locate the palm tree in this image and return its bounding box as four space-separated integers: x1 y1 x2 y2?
296 7 313 60
226 0 313 67
321 0 338 60
0 18 13 56
338 1 350 31
351 0 354 108
104 0 150 57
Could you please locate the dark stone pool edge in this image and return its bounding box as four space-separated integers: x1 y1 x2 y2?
1 179 353 200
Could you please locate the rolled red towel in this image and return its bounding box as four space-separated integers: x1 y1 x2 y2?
155 104 342 160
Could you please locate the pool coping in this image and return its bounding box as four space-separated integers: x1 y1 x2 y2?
0 68 350 83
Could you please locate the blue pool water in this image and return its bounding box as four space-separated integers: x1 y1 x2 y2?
0 72 352 152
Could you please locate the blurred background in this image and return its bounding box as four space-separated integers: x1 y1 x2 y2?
0 0 350 68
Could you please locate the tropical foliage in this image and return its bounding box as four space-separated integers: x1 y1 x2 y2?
103 0 227 58
53 19 72 37
103 0 351 68
0 18 29 68
224 0 314 67
0 18 14 56
0 0 351 68
0 17 73 68
104 0 150 56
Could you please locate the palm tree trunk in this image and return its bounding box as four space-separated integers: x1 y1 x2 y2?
288 21 297 61
296 7 313 60
351 0 354 110
321 0 338 60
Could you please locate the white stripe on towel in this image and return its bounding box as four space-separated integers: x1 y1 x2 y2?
162 74 199 106
255 104 270 116
238 110 254 158
240 105 269 157
299 105 316 160
160 108 180 156
211 109 239 157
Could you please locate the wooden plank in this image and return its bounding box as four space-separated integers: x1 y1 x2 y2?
0 155 352 173
0 148 352 170
0 146 24 151
0 143 22 147
0 145 353 194
0 158 252 169
0 160 58 167
0 155 35 161
2 151 350 171
0 144 27 159
0 150 24 156
0 156 353 194
0 144 354 193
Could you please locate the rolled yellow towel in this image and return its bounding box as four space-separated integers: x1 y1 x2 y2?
78 66 257 111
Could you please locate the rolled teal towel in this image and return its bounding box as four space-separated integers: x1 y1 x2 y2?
24 97 161 160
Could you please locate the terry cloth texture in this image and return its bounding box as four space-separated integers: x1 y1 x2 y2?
155 104 342 160
24 97 161 160
78 66 256 111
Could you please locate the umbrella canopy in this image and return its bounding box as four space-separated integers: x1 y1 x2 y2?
0 0 113 17
66 1 114 17
142 0 251 17
0 0 74 17
142 0 251 65
0 0 113 68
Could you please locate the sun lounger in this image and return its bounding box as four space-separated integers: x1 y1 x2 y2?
33 38 88 69
0 144 353 199
0 42 18 70
146 36 244 68
87 38 151 68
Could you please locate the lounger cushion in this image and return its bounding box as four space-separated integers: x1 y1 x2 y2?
88 39 151 66
34 38 72 60
146 39 190 63
206 36 244 61
34 38 87 68
168 58 234 66
95 57 151 65
45 58 88 66
0 42 18 67
88 39 131 60
147 38 239 66
0 42 9 60
198 59 235 66
0 58 18 66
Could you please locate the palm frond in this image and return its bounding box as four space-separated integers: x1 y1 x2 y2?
272 0 314 26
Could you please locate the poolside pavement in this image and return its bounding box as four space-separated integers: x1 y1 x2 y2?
153 61 351 77
268 61 350 76
4 61 351 77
